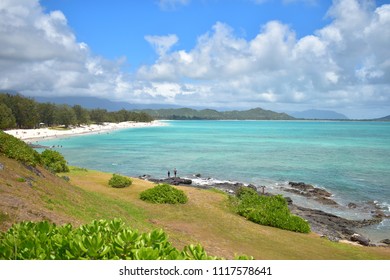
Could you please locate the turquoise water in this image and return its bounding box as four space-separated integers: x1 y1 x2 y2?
39 120 390 240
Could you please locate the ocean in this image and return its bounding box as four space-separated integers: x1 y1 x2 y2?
38 120 390 241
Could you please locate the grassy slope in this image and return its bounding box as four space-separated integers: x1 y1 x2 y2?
1 157 389 259
62 167 390 260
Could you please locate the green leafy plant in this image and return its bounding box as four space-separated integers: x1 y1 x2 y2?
230 187 310 233
0 131 41 166
40 149 69 173
108 174 132 188
140 183 188 204
0 219 250 260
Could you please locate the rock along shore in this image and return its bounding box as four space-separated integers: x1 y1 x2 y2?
139 175 389 247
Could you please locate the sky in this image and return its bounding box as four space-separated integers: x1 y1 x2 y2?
0 0 389 118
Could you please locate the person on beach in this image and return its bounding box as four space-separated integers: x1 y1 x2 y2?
173 168 177 177
167 170 170 178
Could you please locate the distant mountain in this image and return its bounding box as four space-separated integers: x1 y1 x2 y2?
374 115 390 121
139 107 295 120
33 96 181 111
289 109 348 120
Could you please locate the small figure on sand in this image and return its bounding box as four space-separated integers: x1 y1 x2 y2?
173 168 177 177
167 170 170 178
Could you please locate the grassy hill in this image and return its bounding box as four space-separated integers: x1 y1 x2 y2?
1 153 389 259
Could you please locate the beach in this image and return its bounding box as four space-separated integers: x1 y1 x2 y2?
4 121 166 142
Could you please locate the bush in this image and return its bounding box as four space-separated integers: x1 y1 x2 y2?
0 219 252 260
40 149 69 173
231 187 310 233
108 174 132 188
140 183 188 204
0 131 41 166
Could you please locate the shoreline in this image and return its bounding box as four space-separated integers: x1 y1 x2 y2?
4 120 166 142
143 175 390 246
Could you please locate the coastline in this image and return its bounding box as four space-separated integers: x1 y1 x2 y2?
144 175 390 246
4 120 166 142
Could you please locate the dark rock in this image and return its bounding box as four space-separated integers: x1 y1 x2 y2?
284 196 293 205
314 197 339 206
23 164 44 177
348 202 358 209
139 174 152 180
247 184 257 191
289 204 381 245
149 177 192 186
194 173 201 178
379 239 390 245
284 181 337 205
350 234 370 246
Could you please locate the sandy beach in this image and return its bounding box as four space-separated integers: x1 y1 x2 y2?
4 121 166 142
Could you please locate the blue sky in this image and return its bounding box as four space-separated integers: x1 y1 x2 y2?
40 0 333 67
1 0 390 118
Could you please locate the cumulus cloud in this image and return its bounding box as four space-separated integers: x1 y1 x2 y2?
0 0 134 99
138 0 390 117
0 0 389 118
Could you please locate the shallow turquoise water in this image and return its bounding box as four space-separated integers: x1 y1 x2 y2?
39 120 390 239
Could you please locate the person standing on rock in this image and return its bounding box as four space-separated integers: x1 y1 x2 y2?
174 168 177 177
167 170 170 178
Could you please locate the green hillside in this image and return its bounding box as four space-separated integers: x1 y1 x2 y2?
140 107 294 120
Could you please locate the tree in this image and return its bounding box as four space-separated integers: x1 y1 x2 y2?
73 105 90 126
37 102 56 127
10 95 39 128
0 103 16 129
89 108 108 124
54 105 77 128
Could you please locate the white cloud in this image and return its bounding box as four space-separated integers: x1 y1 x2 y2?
0 0 131 99
0 0 389 118
138 0 390 118
144 34 179 56
158 0 190 10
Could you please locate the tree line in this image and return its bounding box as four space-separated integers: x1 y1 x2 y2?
0 93 154 130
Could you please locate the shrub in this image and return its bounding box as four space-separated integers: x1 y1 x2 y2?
0 131 41 166
40 149 69 173
0 219 251 260
231 187 310 233
108 174 132 188
140 183 188 204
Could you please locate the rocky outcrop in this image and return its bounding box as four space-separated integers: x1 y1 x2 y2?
283 181 338 206
380 239 390 245
351 234 371 246
289 204 382 245
148 177 192 186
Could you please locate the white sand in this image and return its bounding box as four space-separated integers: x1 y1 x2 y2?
5 121 166 142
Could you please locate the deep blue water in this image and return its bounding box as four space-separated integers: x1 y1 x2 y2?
38 120 390 240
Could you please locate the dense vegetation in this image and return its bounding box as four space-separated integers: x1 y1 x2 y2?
0 131 68 173
0 131 41 166
0 93 154 129
140 184 188 204
0 219 252 260
108 174 132 188
230 187 311 233
41 150 69 173
140 107 294 120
